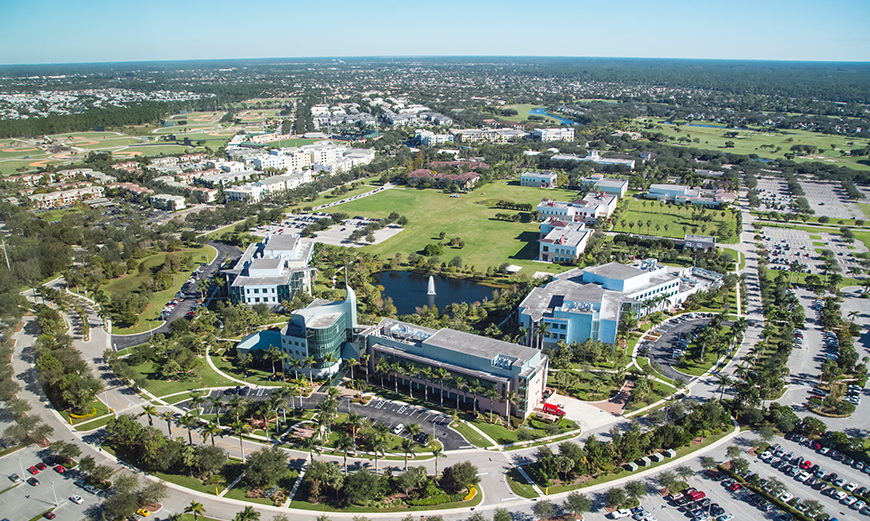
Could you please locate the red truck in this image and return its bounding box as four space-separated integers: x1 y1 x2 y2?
542 403 566 416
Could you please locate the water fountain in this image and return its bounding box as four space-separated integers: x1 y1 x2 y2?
427 275 436 295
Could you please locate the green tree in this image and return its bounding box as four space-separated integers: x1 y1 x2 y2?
563 491 591 518
532 499 556 520
605 487 627 508
185 501 206 521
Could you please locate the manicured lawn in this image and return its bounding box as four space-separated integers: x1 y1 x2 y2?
74 415 114 432
322 183 584 274
103 246 216 333
499 104 562 124
211 352 287 388
450 421 493 448
152 470 224 495
272 138 320 148
625 380 676 411
470 416 576 445
59 399 110 425
128 359 238 397
722 248 744 271
547 370 619 401
316 183 379 203
506 468 539 498
614 198 739 243
633 118 870 172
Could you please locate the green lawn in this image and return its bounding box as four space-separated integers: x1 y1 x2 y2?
547 370 619 401
506 468 539 498
103 246 216 334
450 421 493 448
74 415 114 432
316 183 379 203
722 248 745 271
272 138 320 148
40 207 86 222
59 399 110 425
634 118 870 172
127 359 238 397
322 183 584 274
469 416 576 445
210 353 288 388
614 198 739 243
625 380 676 411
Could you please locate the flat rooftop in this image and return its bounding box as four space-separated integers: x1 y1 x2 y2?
584 262 644 281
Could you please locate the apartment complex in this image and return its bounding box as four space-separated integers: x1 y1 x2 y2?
538 219 590 263
28 186 105 208
533 127 575 142
149 193 186 211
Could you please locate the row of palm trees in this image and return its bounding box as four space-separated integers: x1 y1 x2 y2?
373 358 517 421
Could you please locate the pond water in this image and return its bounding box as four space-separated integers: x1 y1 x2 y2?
373 271 499 316
528 108 579 126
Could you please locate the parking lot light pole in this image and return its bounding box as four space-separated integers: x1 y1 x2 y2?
18 455 25 477
50 480 58 506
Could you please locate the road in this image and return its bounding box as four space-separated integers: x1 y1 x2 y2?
111 241 241 350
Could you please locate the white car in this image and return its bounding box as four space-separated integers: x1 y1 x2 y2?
610 509 632 519
846 482 859 492
69 495 84 504
844 496 859 506
834 490 848 501
393 424 404 435
780 492 794 502
797 471 811 482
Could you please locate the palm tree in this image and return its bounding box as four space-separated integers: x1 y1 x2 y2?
376 359 390 390
288 357 301 380
208 396 224 426
231 420 251 462
302 435 318 459
160 411 174 436
322 352 338 377
390 362 403 394
346 358 359 382
184 501 205 521
452 375 467 412
716 374 733 402
372 435 388 474
336 432 355 474
407 422 422 438
347 412 363 451
419 366 433 402
179 413 198 445
304 356 316 383
227 394 245 422
258 402 273 439
432 446 445 476
436 368 450 407
536 321 551 349
197 279 209 300
400 437 416 471
139 405 157 427
361 353 371 383
234 506 259 521
189 392 205 418
468 380 484 415
516 325 529 346
484 387 500 422
202 423 223 446
504 390 517 419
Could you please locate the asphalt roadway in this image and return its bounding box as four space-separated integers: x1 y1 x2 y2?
644 317 712 382
110 241 241 351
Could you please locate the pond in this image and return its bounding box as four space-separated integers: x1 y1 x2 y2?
528 108 578 126
373 271 499 316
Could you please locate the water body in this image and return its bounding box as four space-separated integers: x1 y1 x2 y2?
528 108 579 126
373 271 498 316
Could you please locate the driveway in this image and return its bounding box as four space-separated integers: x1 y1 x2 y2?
645 317 711 382
358 398 470 451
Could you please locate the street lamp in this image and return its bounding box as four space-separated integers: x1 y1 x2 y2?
50 480 58 506
18 456 25 478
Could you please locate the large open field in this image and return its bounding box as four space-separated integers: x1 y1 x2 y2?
635 118 870 171
615 197 739 243
322 182 585 274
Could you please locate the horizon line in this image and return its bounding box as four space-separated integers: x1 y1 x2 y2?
2 55 870 68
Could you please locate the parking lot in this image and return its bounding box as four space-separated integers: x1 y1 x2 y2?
750 435 870 519
605 474 748 521
251 212 404 248
760 226 867 275
0 445 97 521
178 390 472 451
799 180 867 221
641 315 711 382
756 177 794 212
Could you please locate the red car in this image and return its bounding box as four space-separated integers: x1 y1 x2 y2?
729 483 742 491
44 512 56 520
800 460 812 470
27 466 39 475
811 441 822 450
54 465 65 474
35 462 47 471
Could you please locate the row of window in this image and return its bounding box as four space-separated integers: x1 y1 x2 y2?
246 297 277 303
246 287 276 294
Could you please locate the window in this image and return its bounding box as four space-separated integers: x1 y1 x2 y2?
254 288 259 294
246 289 250 294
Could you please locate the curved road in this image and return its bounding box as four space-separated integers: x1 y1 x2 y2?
111 241 241 350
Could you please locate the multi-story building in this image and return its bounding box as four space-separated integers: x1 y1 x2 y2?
223 234 315 310
236 283 550 418
415 129 451 147
580 175 629 198
520 171 558 188
684 234 717 252
533 127 575 142
645 184 737 208
537 193 618 225
551 150 636 169
149 194 186 211
519 259 722 346
28 186 105 208
538 219 590 263
452 128 527 144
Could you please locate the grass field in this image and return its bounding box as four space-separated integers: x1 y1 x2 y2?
635 118 870 171
498 104 562 124
615 198 739 243
271 138 319 148
128 359 238 397
321 182 586 274
857 203 870 220
103 246 215 334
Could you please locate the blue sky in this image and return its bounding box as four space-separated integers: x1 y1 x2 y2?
1 0 868 65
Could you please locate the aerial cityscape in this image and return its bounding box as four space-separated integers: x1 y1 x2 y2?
0 3 869 521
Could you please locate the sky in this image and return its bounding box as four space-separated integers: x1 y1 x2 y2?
1 0 869 65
